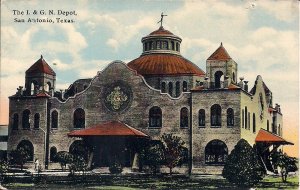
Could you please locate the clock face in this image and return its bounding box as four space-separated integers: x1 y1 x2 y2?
102 81 132 112
259 93 264 120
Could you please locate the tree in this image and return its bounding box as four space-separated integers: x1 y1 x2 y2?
9 147 30 171
161 133 187 174
222 139 265 187
271 151 298 182
140 141 165 174
54 151 74 171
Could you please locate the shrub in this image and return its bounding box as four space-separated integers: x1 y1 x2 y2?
109 162 123 174
140 141 165 174
54 151 74 171
222 139 265 187
9 148 30 171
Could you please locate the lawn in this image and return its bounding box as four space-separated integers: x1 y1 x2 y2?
3 174 299 190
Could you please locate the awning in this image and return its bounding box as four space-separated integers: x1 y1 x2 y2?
68 120 149 138
255 129 293 145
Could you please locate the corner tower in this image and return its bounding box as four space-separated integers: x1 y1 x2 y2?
25 55 56 95
128 26 205 97
206 43 237 88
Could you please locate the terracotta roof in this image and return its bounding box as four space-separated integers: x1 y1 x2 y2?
127 54 205 76
36 92 50 97
149 26 174 35
255 129 293 145
207 43 231 61
68 121 149 138
26 55 56 76
191 86 205 91
228 83 240 90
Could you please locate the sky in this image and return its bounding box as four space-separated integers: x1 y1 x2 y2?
0 0 299 157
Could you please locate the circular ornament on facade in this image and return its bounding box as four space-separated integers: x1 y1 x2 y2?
102 81 133 112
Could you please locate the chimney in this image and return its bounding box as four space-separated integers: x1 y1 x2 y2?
224 75 229 88
238 77 244 88
204 77 209 89
244 81 248 92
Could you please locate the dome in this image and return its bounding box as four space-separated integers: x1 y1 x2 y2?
148 26 174 36
127 54 205 76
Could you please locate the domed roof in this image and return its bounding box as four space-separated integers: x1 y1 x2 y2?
148 26 174 35
127 54 205 76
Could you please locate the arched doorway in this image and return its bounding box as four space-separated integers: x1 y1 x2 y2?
214 71 224 88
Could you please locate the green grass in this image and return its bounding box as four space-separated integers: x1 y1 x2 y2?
3 174 299 190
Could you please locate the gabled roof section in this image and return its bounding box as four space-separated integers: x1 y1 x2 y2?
255 129 293 145
26 55 56 76
207 43 232 61
68 120 149 138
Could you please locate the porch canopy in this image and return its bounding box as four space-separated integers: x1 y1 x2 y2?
255 129 293 145
67 120 149 138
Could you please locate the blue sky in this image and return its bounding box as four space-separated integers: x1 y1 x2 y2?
1 0 299 154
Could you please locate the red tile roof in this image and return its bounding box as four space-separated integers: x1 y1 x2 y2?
255 129 293 145
149 26 174 35
127 54 205 76
68 121 149 138
36 92 50 97
228 83 240 90
26 55 56 76
207 43 231 61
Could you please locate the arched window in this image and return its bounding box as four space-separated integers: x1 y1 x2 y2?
180 107 189 128
50 146 57 162
176 43 179 51
278 124 281 136
168 82 173 96
205 139 228 165
248 113 250 130
227 108 234 127
171 41 175 50
245 107 248 129
161 82 166 93
150 41 153 50
175 81 180 97
31 81 38 95
163 41 168 49
242 109 244 128
74 108 85 128
232 72 236 82
34 113 40 129
51 110 58 129
12 113 19 130
253 113 256 133
267 120 269 131
69 140 89 160
198 109 205 127
17 140 34 161
211 104 221 127
22 109 30 129
182 81 187 92
214 71 224 88
149 107 162 128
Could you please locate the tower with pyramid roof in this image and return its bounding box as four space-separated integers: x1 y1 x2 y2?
25 55 56 95
206 43 237 88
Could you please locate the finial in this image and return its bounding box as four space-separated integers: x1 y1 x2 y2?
41 55 43 59
157 12 167 27
221 42 223 46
